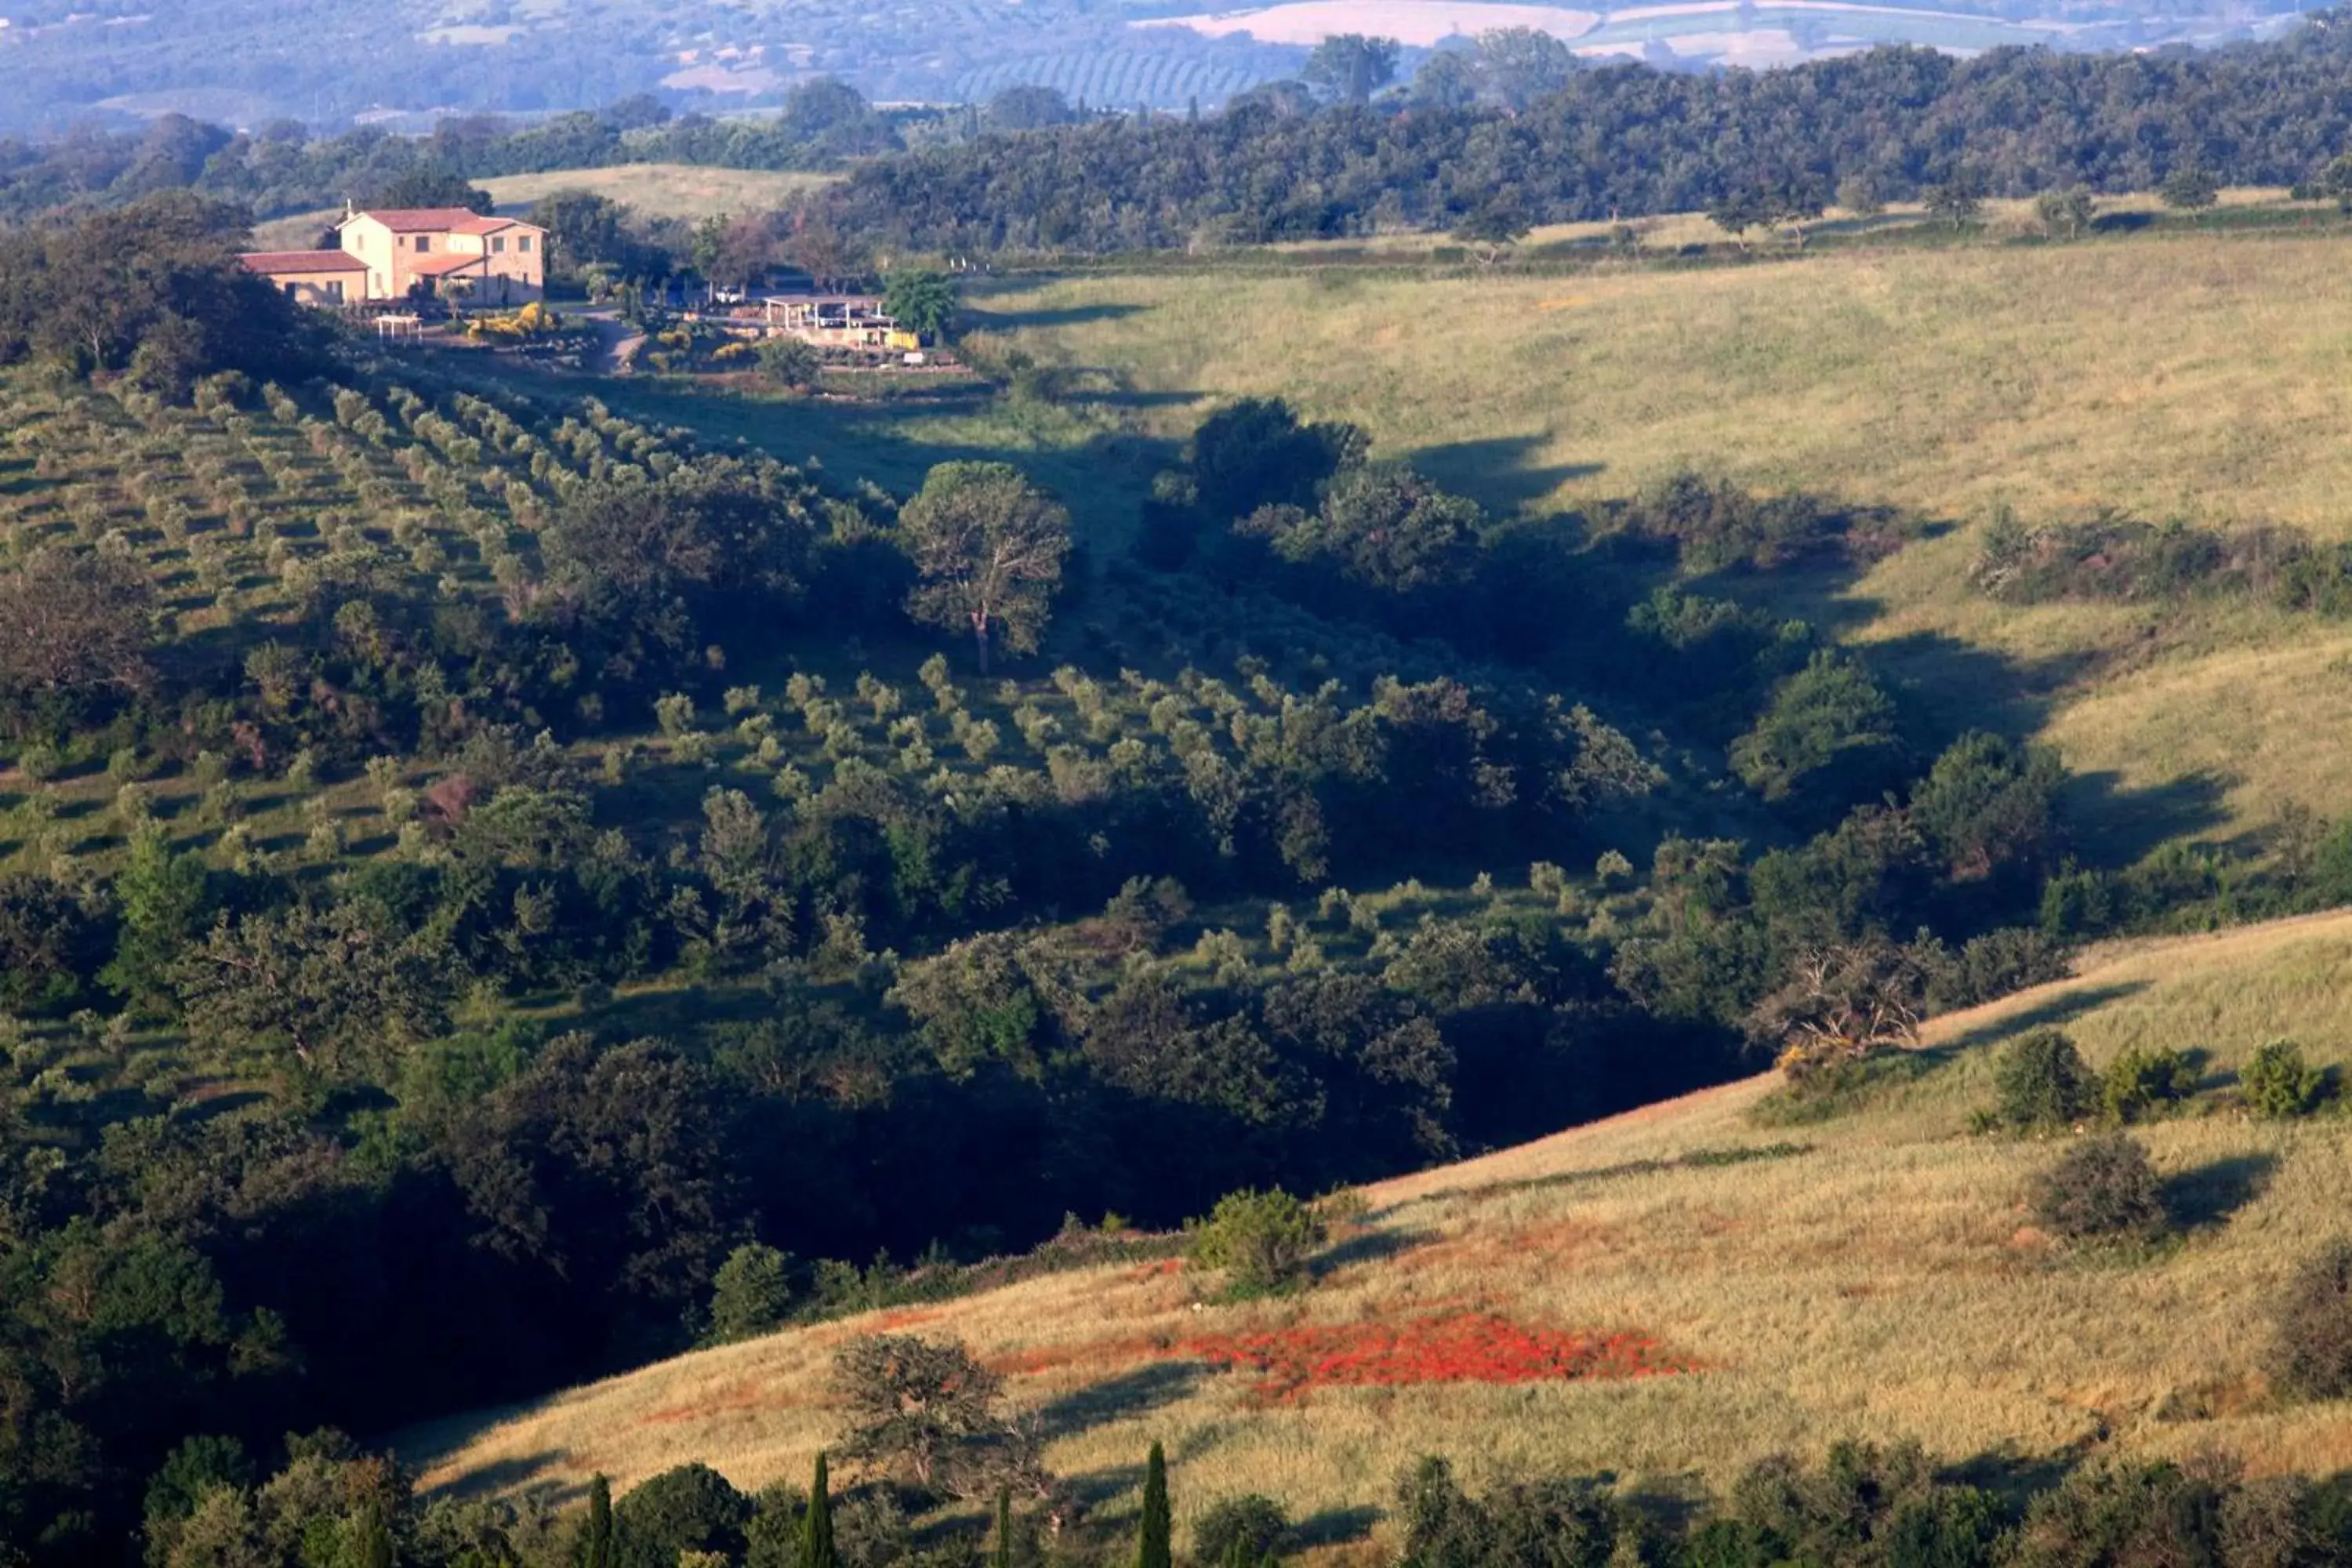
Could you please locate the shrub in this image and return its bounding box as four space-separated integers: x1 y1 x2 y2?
758 339 823 389
655 692 697 737
2013 1461 2225 1568
2242 1040 2329 1120
1994 1029 2098 1130
1719 1443 2001 1568
2100 1045 2198 1123
1192 1496 1288 1567
706 1241 794 1345
1925 927 2071 1011
2269 1240 2352 1399
1396 1455 1624 1568
2030 1133 2166 1242
1186 1188 1327 1295
614 1464 753 1568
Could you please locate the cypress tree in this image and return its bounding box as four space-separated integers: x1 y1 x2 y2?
800 1453 837 1568
1135 1443 1171 1568
586 1472 614 1568
993 1486 1014 1568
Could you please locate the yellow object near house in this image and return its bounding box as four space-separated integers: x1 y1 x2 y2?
759 294 913 354
466 300 563 341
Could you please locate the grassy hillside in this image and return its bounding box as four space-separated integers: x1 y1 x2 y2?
246 166 837 249
963 219 2352 855
399 909 2352 1530
477 166 839 223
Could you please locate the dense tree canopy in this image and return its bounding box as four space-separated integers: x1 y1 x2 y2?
0 193 318 393
821 19 2352 253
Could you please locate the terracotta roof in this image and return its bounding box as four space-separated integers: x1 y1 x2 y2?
239 250 368 274
407 252 491 277
345 207 530 232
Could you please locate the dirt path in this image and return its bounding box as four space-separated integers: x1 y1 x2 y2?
588 318 644 376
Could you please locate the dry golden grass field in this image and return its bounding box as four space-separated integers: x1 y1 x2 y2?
248 165 834 248
476 165 837 221
399 910 2352 1543
963 219 2352 855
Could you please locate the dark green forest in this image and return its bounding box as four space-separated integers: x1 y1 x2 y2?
825 17 2352 252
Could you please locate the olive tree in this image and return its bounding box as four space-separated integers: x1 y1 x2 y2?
898 462 1069 673
833 1334 1047 1500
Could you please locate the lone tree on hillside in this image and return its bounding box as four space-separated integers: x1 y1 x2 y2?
1748 938 1931 1082
898 462 1070 673
1452 198 1530 265
1185 1188 1327 1295
1304 34 1400 104
883 270 956 342
2161 164 2220 211
1708 177 1826 249
833 1333 1048 1499
1924 176 1984 228
2034 186 2096 239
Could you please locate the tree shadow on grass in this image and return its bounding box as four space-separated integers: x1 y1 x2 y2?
956 301 1152 332
1034 1361 1206 1443
1060 387 1202 411
417 1447 574 1501
1289 1506 1381 1548
1407 433 1602 514
1938 982 2153 1053
1619 1476 1709 1538
1942 1443 2085 1508
1067 1462 1148 1509
1310 1226 1436 1279
2063 770 2238 866
560 980 775 1044
2162 1151 2280 1231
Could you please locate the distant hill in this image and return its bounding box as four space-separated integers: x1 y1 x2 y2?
0 0 2319 133
399 907 2352 1520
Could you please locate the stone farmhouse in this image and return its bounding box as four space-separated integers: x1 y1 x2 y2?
241 206 547 307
